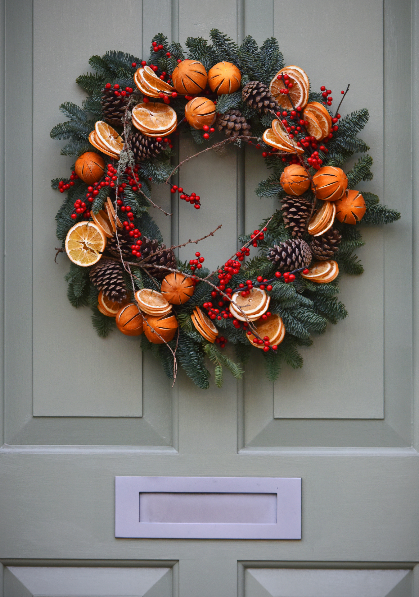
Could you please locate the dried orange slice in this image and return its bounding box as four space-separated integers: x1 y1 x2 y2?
308 202 335 236
263 128 304 154
229 288 270 321
65 221 106 267
131 113 177 137
98 290 129 317
304 102 332 139
311 203 336 237
132 103 177 134
191 308 218 343
134 71 161 98
135 288 172 315
269 66 309 110
142 66 174 93
247 314 285 349
95 121 124 155
303 110 323 141
89 131 119 159
194 307 218 339
105 197 122 232
312 260 339 283
92 209 114 238
272 119 298 150
301 261 333 280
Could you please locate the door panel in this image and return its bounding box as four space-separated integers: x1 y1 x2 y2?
1 0 418 594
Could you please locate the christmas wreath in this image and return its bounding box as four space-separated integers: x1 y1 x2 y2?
51 30 400 389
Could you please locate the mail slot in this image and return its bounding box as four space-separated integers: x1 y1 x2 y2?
115 477 302 539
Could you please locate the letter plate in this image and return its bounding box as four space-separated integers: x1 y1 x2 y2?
115 477 301 539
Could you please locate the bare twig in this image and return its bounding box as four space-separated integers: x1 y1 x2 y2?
164 135 260 183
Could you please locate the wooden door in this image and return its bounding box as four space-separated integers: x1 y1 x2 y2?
1 0 418 595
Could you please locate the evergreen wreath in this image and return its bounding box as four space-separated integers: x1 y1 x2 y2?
51 30 400 389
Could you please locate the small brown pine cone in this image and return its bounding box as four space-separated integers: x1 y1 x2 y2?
310 229 342 261
139 237 176 279
89 258 128 301
129 131 165 163
281 195 313 238
267 239 312 272
242 81 280 115
101 86 130 127
216 109 252 139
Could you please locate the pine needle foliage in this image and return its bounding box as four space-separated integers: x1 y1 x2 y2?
91 306 116 338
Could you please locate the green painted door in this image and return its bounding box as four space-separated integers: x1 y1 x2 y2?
1 0 418 595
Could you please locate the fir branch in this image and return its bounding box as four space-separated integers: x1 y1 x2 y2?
362 203 401 225
346 155 374 187
185 36 218 70
336 253 364 275
91 306 116 337
215 91 242 114
263 349 282 381
210 29 241 67
259 37 284 84
277 336 304 369
177 331 210 389
203 343 243 386
76 72 106 95
310 294 348 324
59 101 90 122
255 175 283 198
67 283 89 308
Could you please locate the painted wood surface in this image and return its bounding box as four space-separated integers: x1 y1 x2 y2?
1 0 418 594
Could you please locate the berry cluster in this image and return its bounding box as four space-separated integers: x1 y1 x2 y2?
215 335 227 349
170 185 201 209
104 82 134 98
189 251 205 272
276 72 293 94
320 86 333 106
84 163 118 203
58 171 78 193
247 332 278 352
202 124 215 140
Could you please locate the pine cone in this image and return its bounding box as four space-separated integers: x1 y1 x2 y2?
216 109 252 139
281 195 313 238
267 239 312 272
310 229 342 261
242 81 280 115
139 237 176 279
89 259 128 301
106 228 135 260
101 86 130 127
129 131 165 163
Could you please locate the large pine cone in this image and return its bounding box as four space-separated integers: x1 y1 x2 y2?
89 258 128 301
310 229 342 261
267 239 312 272
242 81 280 115
139 237 176 279
129 131 165 163
281 196 313 238
216 109 252 139
101 86 130 127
